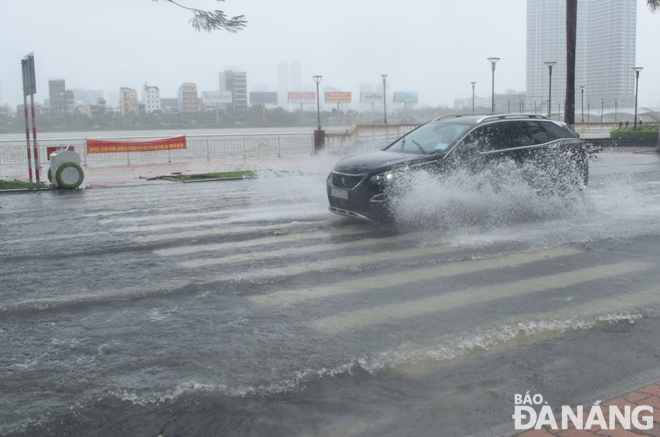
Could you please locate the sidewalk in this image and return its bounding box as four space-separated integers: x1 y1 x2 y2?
0 154 334 189
82 154 337 188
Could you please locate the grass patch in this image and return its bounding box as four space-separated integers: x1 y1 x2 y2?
168 170 256 182
0 180 47 190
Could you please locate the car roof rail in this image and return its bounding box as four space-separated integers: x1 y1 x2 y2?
432 113 490 121
476 113 550 123
433 113 550 123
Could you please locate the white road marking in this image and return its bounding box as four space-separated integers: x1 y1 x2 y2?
174 232 427 266
159 226 370 257
132 220 328 243
251 247 581 306
203 241 507 283
115 204 326 233
308 260 650 334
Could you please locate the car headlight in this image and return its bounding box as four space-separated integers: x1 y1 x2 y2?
371 171 400 183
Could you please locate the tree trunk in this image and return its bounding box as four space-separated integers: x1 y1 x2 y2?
565 0 577 126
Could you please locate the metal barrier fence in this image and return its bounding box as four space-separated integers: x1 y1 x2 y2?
3 121 653 177
0 132 315 170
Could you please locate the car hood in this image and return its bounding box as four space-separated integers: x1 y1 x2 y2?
333 150 439 174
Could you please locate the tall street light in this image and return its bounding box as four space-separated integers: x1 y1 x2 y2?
312 75 324 152
487 57 500 114
313 75 322 130
580 86 585 122
544 61 556 118
381 74 388 124
601 99 605 122
632 67 643 129
471 81 476 114
614 99 618 122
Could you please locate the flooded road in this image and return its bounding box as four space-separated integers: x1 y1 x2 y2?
1 152 659 436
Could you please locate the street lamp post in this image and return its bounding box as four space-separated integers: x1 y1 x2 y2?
632 67 643 129
313 75 322 130
580 86 585 123
487 57 499 114
471 81 476 114
381 74 388 124
614 99 618 122
601 99 604 122
312 75 324 152
544 61 556 118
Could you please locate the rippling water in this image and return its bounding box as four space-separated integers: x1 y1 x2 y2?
1 152 659 436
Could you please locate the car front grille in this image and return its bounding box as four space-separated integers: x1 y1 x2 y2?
331 172 365 190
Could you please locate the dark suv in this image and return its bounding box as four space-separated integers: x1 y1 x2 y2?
327 114 588 221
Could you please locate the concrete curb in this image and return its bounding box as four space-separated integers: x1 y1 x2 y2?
0 187 50 195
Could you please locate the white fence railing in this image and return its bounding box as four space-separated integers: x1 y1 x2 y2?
0 132 315 170
2 121 654 178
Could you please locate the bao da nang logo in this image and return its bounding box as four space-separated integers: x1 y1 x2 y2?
513 392 654 431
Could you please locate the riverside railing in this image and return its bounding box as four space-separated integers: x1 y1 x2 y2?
4 121 648 177
0 132 315 170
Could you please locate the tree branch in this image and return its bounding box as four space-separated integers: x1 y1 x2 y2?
154 0 247 32
648 0 660 11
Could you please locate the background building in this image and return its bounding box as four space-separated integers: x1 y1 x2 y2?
526 0 637 114
142 82 161 113
277 61 303 110
72 89 105 106
48 79 67 114
0 104 11 120
178 82 198 113
90 97 107 116
160 97 179 114
119 87 138 115
290 61 302 96
219 70 247 111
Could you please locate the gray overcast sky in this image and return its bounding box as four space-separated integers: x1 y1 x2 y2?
2 0 659 108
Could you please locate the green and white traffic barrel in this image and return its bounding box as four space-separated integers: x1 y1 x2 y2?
49 149 85 189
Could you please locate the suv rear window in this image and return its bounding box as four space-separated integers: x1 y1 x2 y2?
510 121 550 146
540 121 578 140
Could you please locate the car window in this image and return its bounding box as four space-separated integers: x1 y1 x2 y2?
540 121 578 140
460 123 512 151
386 122 472 154
510 121 550 147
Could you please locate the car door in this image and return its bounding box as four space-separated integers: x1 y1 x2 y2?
509 120 566 190
452 122 513 172
509 120 557 164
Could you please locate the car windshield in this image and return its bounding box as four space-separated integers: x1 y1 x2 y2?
385 121 472 154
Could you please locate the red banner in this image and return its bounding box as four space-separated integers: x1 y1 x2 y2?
86 136 187 154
